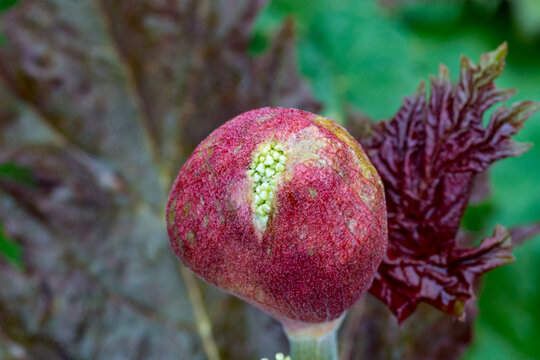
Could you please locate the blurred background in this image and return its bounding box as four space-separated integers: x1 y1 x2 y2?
0 0 539 359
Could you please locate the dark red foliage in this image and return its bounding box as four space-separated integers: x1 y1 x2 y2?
357 43 539 322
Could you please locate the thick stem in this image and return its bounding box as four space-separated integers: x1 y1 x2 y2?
287 327 339 360
282 314 344 360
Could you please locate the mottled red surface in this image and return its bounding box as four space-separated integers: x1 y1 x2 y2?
167 107 387 323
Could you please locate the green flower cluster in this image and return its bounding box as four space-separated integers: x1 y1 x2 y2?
248 142 287 222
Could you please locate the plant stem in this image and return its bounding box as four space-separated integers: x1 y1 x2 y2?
287 327 339 360
282 314 344 360
179 265 220 360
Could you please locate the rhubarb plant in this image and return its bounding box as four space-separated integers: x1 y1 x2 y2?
166 44 538 359
167 107 388 358
0 1 539 359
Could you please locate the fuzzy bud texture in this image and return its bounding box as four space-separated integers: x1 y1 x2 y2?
167 107 387 323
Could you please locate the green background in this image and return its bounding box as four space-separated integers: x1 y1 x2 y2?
253 0 540 359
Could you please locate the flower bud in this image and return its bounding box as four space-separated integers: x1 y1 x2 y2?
167 107 387 324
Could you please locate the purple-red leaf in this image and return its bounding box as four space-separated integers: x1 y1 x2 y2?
358 43 539 322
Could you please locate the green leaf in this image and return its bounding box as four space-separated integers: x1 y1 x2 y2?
0 222 22 269
511 0 540 38
0 0 18 12
0 162 35 186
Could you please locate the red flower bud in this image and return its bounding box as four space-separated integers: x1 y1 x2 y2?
166 107 387 324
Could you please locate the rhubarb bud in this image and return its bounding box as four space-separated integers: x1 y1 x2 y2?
166 107 387 324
